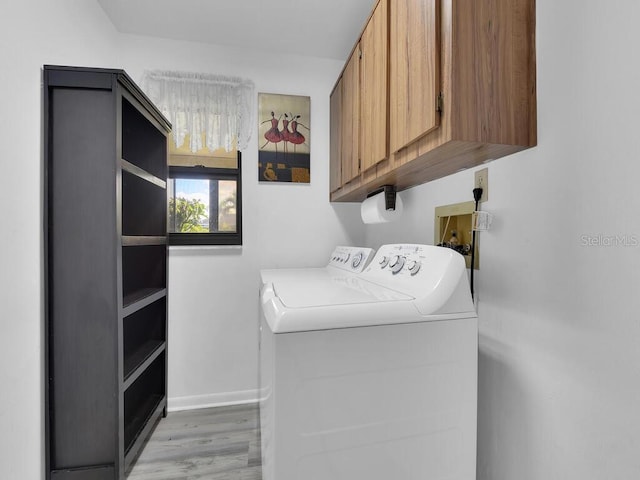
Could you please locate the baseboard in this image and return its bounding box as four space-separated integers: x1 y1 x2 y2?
167 389 259 412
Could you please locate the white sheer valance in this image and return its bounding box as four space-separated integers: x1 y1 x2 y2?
142 70 255 152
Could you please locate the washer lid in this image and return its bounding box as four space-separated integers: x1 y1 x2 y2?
261 281 472 333
273 276 412 309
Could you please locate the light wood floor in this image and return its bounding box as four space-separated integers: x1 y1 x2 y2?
127 403 262 480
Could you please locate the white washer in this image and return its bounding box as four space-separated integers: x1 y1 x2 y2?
259 244 477 480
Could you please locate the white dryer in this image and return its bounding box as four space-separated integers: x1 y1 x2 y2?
259 244 477 480
260 245 376 286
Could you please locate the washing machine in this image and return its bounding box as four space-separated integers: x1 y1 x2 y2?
259 244 477 480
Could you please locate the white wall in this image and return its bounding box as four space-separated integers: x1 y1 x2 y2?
0 1 119 478
118 35 365 409
365 1 640 478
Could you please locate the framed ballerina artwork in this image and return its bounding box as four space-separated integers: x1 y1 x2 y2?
258 92 311 183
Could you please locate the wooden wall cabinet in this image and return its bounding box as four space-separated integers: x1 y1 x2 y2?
389 0 440 154
360 0 389 172
329 72 343 191
341 46 362 184
330 0 536 202
44 66 171 480
330 0 388 192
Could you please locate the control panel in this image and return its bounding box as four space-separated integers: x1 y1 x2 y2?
361 244 466 301
373 244 426 277
328 246 375 273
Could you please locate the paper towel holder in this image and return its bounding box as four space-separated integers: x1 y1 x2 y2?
367 185 397 211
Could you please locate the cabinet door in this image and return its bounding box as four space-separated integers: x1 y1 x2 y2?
341 46 361 184
390 0 440 153
329 80 343 192
360 0 388 172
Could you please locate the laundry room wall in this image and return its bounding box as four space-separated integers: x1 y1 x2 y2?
119 35 365 410
0 1 119 477
364 0 640 478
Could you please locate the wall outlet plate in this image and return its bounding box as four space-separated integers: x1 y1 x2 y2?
474 168 489 202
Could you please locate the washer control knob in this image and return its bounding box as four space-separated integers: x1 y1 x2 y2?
379 256 390 268
352 252 363 269
407 260 421 276
390 255 405 274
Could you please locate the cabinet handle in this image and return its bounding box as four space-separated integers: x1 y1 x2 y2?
436 92 444 114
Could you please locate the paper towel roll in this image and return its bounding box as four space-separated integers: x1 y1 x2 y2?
361 191 404 224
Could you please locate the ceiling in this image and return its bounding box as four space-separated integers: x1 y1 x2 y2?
97 0 376 61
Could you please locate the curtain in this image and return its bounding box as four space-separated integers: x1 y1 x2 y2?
142 70 255 152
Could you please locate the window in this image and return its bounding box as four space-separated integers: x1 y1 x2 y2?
168 135 242 246
142 70 253 246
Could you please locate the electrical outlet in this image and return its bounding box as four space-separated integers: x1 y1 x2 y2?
474 168 489 202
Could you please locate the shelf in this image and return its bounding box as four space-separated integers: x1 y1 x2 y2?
121 159 166 189
122 96 168 180
123 287 166 316
124 394 166 473
124 341 165 390
50 464 115 480
122 244 166 305
124 393 165 457
124 352 166 453
122 170 167 236
124 296 166 388
122 236 166 246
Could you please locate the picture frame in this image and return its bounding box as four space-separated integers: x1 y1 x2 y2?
258 92 311 183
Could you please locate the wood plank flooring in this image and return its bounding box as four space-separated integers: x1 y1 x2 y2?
127 403 262 480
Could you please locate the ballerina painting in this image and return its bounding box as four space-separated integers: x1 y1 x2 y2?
258 92 311 183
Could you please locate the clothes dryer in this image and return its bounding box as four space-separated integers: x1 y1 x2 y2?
260 245 375 286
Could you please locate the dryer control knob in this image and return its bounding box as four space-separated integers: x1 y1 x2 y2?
379 256 390 268
390 255 405 274
407 260 421 276
352 252 363 269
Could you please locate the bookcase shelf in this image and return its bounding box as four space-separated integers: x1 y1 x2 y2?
44 65 170 480
124 297 166 388
122 245 166 302
122 236 167 247
124 342 165 389
121 159 166 189
124 352 166 449
122 170 167 237
123 288 167 317
122 95 168 180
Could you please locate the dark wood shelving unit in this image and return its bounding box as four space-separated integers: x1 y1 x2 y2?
44 65 171 480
